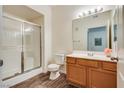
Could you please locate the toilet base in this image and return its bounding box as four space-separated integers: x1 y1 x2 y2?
49 71 60 80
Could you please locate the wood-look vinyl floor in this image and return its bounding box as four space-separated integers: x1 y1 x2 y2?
11 72 76 88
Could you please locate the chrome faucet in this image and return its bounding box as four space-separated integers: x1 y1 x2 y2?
87 52 94 56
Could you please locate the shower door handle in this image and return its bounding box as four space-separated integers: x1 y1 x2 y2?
0 59 3 67
21 51 24 73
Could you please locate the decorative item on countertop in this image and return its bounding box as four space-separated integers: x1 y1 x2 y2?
104 48 112 57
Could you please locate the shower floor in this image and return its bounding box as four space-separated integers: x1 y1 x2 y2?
11 72 76 88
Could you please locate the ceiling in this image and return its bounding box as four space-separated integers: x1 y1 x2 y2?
3 5 44 20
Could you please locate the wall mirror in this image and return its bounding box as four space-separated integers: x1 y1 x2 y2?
72 10 113 52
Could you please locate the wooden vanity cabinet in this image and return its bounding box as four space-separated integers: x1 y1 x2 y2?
67 64 87 87
66 57 117 88
88 68 117 88
66 57 87 87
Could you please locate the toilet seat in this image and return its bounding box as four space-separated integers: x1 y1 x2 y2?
47 53 65 80
48 64 60 71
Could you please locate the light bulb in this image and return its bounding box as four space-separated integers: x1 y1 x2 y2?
88 11 91 14
82 12 85 16
78 13 83 18
84 11 88 15
97 6 103 12
90 9 95 13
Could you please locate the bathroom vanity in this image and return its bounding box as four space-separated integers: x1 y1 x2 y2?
66 54 117 88
68 8 118 88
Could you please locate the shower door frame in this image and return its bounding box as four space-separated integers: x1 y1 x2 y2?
2 14 42 81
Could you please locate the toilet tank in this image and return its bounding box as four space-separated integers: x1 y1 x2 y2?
54 53 65 65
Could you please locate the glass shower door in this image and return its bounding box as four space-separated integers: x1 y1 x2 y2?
0 17 22 79
23 23 41 71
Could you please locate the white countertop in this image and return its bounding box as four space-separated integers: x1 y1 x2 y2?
66 53 117 62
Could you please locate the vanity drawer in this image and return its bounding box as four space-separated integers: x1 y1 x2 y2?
66 57 76 64
102 62 117 72
77 59 98 68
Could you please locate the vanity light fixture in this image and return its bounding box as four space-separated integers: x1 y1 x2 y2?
90 8 95 13
78 13 83 18
97 6 103 12
78 7 103 18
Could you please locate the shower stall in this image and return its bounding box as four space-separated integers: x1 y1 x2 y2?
0 5 44 80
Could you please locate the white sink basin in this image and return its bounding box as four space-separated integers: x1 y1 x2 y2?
66 53 112 62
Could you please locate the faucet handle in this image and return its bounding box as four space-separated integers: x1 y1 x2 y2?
88 52 94 56
111 57 118 62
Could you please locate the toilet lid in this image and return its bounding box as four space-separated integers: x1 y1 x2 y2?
48 64 60 69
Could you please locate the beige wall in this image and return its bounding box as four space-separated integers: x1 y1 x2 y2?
3 5 44 26
52 6 73 55
30 16 44 25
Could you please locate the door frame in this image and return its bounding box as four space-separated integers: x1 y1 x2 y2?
117 5 124 88
0 5 3 87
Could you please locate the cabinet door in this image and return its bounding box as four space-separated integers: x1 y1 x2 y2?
67 64 86 87
88 68 117 88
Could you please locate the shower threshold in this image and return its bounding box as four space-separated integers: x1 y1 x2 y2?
2 66 41 81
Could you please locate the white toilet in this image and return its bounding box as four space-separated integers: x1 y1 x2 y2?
48 53 65 80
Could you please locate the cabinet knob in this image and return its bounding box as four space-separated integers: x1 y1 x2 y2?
0 59 3 67
111 57 118 61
